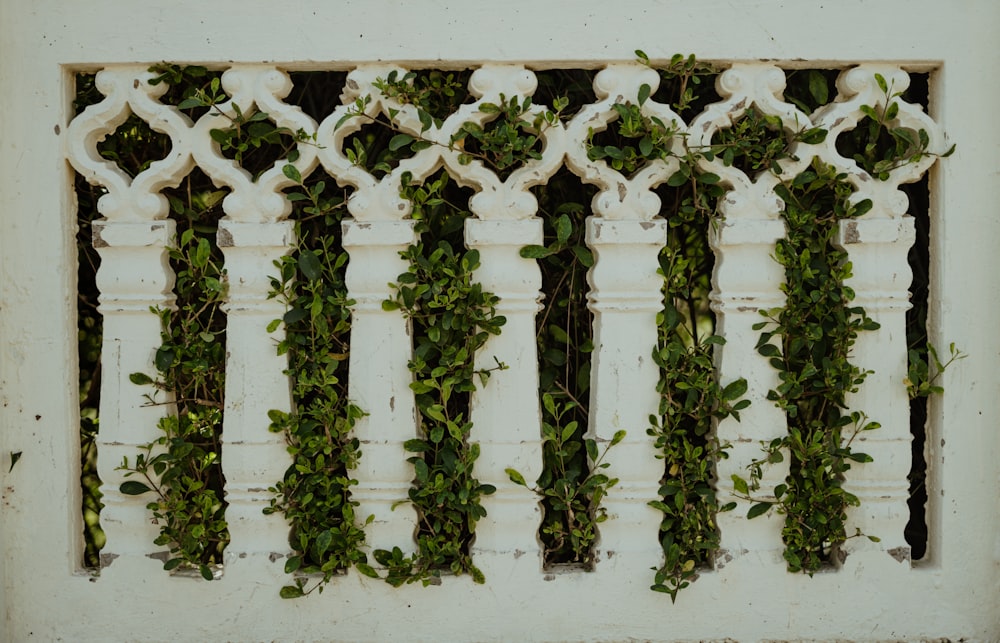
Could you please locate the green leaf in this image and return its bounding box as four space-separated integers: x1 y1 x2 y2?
120 480 152 496
874 72 888 94
424 405 446 423
666 169 688 187
282 164 302 184
731 475 748 496
757 343 780 358
298 251 323 282
280 585 305 599
639 136 653 157
356 563 379 579
555 215 572 243
638 83 651 107
722 378 748 401
747 502 771 519
506 468 527 486
154 347 175 372
177 97 205 110
418 109 433 133
316 530 333 558
192 237 211 269
129 372 154 386
807 70 829 105
389 134 414 151
519 244 551 259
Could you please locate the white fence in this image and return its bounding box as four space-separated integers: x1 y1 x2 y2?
2 2 999 641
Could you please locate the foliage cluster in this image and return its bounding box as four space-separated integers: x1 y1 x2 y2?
738 160 882 572
263 173 372 598
732 73 954 573
377 172 504 586
119 192 230 581
73 59 952 595
514 198 609 567
620 55 750 599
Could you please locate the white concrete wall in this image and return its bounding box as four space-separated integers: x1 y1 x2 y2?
1 1 999 641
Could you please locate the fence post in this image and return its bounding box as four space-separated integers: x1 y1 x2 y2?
466 218 545 579
342 219 420 559
586 216 667 578
710 216 790 568
92 219 177 572
836 216 916 567
217 219 296 578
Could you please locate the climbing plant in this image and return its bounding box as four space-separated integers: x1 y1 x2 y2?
72 59 952 595
513 194 613 568
375 171 505 586
115 64 311 580
264 169 374 598
732 72 954 573
737 159 882 573
608 55 752 599
118 190 230 580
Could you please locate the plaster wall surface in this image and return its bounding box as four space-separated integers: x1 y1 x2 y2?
1 1 998 641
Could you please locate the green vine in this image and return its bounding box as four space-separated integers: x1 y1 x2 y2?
120 202 229 581
506 394 624 567
905 341 965 400
76 61 952 595
340 70 565 182
376 171 504 586
648 202 748 600
733 72 955 574
264 173 374 598
736 159 881 573
514 200 618 567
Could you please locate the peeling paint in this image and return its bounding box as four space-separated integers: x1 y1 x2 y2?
888 546 910 563
842 221 860 244
216 226 234 248
99 553 119 567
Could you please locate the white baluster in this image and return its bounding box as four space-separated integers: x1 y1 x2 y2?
809 65 948 569
690 64 815 572
342 219 420 558
710 217 790 570
66 65 196 574
217 219 296 579
466 218 545 579
586 216 667 578
836 216 916 568
92 219 176 572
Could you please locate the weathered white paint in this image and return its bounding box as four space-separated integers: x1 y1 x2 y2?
2 1 999 641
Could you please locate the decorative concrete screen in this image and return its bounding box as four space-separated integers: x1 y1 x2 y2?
1 1 998 641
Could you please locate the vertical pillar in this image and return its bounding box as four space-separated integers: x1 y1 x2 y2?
342 219 420 558
585 216 667 579
836 215 915 568
710 217 790 569
92 219 176 573
465 218 545 579
217 219 296 578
